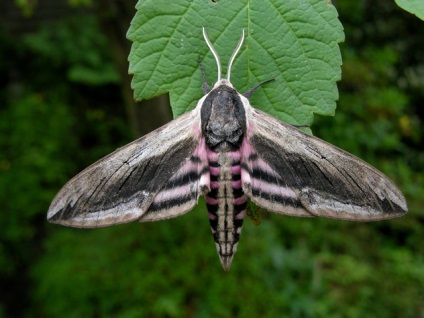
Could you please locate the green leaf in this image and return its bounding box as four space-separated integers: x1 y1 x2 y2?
395 0 424 21
127 0 344 130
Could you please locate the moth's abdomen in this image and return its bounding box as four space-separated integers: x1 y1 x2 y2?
205 149 247 270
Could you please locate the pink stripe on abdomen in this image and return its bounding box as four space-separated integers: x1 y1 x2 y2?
204 148 247 270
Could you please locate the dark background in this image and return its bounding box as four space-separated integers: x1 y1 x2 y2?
0 0 423 317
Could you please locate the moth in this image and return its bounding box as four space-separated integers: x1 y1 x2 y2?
48 28 407 270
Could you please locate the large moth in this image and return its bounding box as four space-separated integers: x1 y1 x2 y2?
48 28 407 270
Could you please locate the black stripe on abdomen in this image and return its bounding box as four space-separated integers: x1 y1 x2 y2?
205 149 247 270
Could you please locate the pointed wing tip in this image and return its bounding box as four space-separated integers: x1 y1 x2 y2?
298 187 409 221
46 204 148 228
46 209 91 228
46 213 86 228
46 206 63 224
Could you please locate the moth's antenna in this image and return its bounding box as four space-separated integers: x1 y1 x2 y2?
227 29 245 83
202 27 221 82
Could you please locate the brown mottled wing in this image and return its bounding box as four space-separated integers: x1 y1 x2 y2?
242 108 407 221
47 110 205 228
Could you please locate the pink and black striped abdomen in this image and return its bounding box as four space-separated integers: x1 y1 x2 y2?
205 149 247 270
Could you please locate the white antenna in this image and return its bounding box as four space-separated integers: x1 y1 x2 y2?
202 27 221 82
202 28 245 82
227 29 245 82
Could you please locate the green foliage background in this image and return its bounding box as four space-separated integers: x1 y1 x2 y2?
127 0 343 130
0 1 423 317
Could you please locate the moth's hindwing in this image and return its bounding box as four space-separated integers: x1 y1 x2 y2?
140 138 210 222
241 107 407 221
47 110 205 228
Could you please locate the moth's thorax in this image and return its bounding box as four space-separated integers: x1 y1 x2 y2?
201 84 246 151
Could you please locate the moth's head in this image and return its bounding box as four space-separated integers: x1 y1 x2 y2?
200 83 246 150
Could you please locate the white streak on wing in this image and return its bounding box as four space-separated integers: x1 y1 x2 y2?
71 207 141 225
55 191 153 227
300 189 383 220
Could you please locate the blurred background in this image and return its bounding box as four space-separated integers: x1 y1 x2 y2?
0 0 423 317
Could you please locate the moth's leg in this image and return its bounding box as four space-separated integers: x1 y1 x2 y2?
243 78 275 99
198 55 210 95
